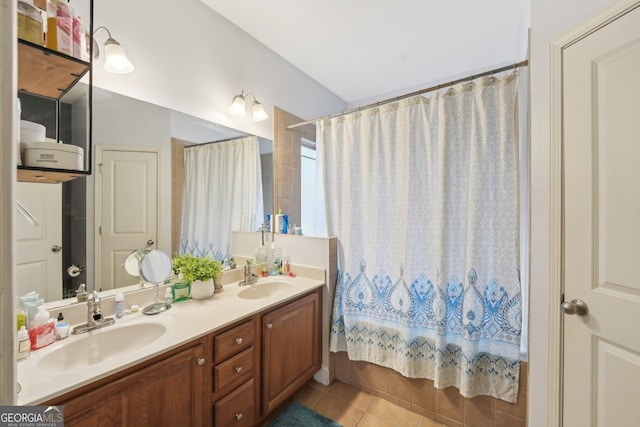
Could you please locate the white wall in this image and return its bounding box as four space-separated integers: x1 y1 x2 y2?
529 0 613 425
74 0 346 141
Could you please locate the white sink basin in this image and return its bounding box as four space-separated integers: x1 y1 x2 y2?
237 281 295 299
37 322 167 373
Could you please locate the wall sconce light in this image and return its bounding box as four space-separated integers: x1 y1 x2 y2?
93 26 134 74
228 90 269 121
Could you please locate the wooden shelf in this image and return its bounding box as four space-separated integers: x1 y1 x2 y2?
18 39 90 100
17 167 89 184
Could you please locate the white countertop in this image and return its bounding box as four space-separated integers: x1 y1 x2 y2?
17 275 324 405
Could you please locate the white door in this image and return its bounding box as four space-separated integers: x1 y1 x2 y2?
97 147 159 291
15 182 62 301
562 4 640 426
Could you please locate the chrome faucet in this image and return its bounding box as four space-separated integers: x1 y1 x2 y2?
238 260 259 286
72 291 116 334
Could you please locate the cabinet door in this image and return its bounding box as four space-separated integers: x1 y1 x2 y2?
56 344 205 427
262 290 321 414
122 344 205 427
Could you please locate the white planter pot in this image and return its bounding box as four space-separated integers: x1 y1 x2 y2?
190 278 214 299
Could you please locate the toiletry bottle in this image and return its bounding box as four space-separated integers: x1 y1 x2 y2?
164 288 173 305
45 0 58 50
70 5 81 59
270 243 281 276
275 209 283 234
115 293 124 318
16 300 26 331
46 0 72 55
283 252 290 275
17 326 30 360
29 306 55 350
54 313 69 340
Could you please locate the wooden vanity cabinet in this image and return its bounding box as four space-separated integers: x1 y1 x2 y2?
261 288 322 415
45 341 206 427
42 286 322 426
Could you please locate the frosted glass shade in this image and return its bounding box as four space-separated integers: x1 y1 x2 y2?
104 40 134 74
228 95 246 116
252 101 268 121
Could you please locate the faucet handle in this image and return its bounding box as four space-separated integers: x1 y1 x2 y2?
92 291 100 304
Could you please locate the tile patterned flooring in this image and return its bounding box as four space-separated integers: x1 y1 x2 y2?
293 380 445 427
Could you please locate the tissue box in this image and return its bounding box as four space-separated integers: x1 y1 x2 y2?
23 142 84 170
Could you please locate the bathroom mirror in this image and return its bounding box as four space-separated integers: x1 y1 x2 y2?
15 86 274 305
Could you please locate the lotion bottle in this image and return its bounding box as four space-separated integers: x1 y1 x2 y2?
17 326 30 360
115 293 125 318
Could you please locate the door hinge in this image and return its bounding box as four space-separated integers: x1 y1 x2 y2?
561 293 565 304
98 163 103 173
98 226 102 235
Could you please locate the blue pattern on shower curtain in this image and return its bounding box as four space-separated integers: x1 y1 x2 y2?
330 262 521 401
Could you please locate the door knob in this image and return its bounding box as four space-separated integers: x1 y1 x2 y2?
561 299 588 316
197 358 205 366
146 239 155 246
51 245 63 253
266 323 273 329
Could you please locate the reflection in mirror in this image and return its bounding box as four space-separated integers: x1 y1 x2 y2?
15 86 273 305
179 135 264 261
122 248 151 287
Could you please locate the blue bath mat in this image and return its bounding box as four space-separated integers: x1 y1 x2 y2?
269 401 343 427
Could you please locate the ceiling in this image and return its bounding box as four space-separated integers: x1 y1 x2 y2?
200 0 529 106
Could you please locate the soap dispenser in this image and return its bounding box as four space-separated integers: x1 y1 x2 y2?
75 283 88 302
28 306 55 350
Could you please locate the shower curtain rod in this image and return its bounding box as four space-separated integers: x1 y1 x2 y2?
184 134 250 148
286 59 528 130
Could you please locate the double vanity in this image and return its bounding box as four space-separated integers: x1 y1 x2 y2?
17 275 323 426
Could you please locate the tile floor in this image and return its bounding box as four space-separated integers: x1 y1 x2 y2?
294 380 445 427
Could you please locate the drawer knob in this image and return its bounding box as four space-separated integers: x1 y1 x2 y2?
235 413 243 421
235 337 243 345
235 366 243 374
197 358 205 366
266 323 273 330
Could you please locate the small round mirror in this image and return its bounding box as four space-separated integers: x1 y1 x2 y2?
140 250 173 284
123 248 150 277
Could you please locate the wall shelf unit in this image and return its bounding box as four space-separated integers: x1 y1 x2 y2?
17 0 93 184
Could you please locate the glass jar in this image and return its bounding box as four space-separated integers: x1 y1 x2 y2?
17 0 43 45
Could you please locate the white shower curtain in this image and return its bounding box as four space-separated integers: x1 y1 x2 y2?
180 136 264 261
325 72 522 402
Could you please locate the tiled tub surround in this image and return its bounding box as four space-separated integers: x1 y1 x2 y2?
17 271 324 405
333 352 527 427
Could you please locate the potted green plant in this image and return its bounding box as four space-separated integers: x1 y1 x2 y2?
172 254 222 299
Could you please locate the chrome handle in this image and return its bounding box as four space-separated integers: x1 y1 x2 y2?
146 239 154 246
235 366 243 374
235 337 243 345
51 245 63 253
561 299 588 316
266 323 273 330
197 358 205 366
235 413 243 421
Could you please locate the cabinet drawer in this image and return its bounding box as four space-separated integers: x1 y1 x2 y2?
214 378 254 427
214 347 253 394
215 320 254 363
